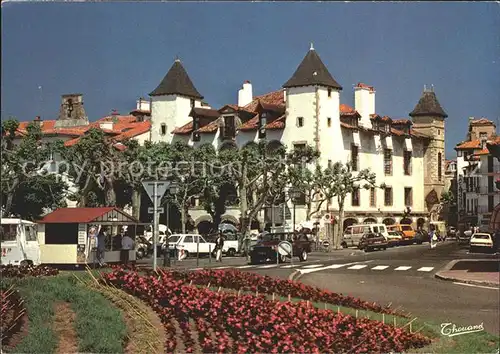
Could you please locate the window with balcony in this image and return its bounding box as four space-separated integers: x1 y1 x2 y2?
384 149 392 175
351 145 359 171
297 117 304 127
404 187 413 207
438 152 442 181
369 187 376 207
384 187 393 206
351 187 360 206
403 151 412 175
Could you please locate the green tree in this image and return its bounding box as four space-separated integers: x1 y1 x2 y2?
323 162 378 250
1 119 67 219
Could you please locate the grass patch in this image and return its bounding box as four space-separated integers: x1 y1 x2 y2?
1 274 127 353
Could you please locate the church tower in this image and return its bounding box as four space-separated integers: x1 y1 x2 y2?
55 93 89 128
409 87 448 211
149 58 203 143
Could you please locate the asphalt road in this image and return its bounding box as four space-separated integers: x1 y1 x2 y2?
139 242 499 334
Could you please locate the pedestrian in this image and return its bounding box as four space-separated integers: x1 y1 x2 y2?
121 231 134 265
96 227 107 266
429 225 437 249
215 232 225 262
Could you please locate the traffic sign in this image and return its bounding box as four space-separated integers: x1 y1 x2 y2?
148 207 164 214
322 241 330 248
142 181 171 204
278 241 292 256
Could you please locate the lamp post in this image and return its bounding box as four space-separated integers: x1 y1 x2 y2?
163 182 178 267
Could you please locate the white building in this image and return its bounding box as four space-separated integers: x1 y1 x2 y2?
455 118 499 229
11 46 450 231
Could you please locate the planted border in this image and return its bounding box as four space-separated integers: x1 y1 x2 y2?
2 275 127 353
102 267 431 353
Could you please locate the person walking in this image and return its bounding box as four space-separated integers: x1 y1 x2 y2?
429 225 437 249
121 231 134 265
215 232 225 262
96 227 107 266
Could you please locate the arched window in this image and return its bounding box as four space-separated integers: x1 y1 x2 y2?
438 152 442 181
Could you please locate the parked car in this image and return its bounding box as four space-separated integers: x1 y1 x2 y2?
469 233 494 253
249 232 311 264
205 231 240 257
414 229 429 244
135 236 153 259
342 224 389 248
358 233 388 252
386 231 404 246
387 224 416 243
166 234 216 258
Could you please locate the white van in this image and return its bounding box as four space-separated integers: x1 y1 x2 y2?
1 218 41 266
342 223 389 248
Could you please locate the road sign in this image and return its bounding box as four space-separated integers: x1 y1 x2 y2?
142 181 171 204
322 241 330 248
148 207 164 214
278 241 292 256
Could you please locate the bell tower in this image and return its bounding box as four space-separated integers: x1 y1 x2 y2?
410 86 448 210
55 93 89 128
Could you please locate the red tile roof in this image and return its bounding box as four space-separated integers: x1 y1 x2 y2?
239 115 259 131
455 139 482 150
266 115 286 130
38 207 138 223
244 89 285 112
474 136 500 155
171 122 193 135
113 121 151 141
355 82 375 91
197 120 219 133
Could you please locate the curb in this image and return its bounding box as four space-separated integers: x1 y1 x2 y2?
434 272 500 288
434 259 500 288
289 269 302 282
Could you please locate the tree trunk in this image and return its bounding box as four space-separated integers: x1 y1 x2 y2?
181 206 187 234
131 189 141 220
336 201 345 250
104 179 116 207
238 181 248 253
3 192 14 217
306 201 312 221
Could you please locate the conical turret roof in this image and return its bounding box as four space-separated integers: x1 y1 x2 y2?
409 89 447 118
149 59 203 99
282 46 342 90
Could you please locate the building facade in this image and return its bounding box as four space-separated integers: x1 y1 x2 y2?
455 118 499 230
10 46 450 232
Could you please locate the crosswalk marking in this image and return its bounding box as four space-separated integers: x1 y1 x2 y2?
394 266 412 271
281 264 300 268
348 265 367 270
371 265 389 270
328 264 347 269
417 267 434 272
301 264 324 269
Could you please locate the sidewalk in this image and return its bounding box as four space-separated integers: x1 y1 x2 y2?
435 259 500 287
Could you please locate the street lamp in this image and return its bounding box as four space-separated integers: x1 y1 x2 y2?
163 182 178 267
289 187 302 233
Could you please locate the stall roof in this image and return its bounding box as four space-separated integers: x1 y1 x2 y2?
38 207 140 224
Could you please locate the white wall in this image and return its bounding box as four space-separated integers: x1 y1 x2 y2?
151 96 198 143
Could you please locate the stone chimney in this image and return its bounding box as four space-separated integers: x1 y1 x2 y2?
354 83 375 127
55 94 89 128
238 80 253 107
33 116 43 128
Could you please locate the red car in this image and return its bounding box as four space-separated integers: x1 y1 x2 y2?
358 233 388 252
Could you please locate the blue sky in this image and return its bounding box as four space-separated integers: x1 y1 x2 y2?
2 2 499 158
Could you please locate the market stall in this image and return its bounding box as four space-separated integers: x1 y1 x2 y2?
37 207 145 266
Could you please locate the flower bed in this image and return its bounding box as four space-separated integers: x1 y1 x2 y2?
0 265 59 278
155 268 407 317
102 267 431 353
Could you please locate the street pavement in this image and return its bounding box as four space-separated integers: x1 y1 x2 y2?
139 241 500 334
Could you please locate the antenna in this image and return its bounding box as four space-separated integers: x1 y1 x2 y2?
37 85 43 118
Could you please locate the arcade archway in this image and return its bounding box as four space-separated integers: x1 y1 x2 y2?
363 218 377 224
343 218 358 230
382 218 396 226
400 218 412 225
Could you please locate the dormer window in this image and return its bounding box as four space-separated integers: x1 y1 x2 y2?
259 112 267 139
223 115 236 140
352 118 358 128
160 123 167 135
